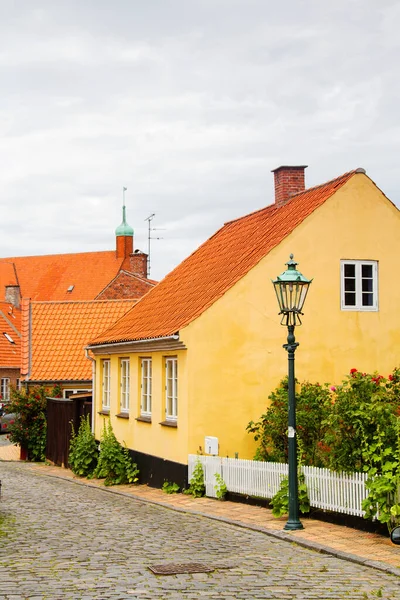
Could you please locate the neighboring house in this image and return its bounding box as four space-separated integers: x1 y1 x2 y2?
0 302 21 400
0 205 156 391
87 166 400 487
20 299 137 398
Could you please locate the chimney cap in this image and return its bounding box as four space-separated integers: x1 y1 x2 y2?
271 165 308 173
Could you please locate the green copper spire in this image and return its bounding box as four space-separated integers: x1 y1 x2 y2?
115 186 134 237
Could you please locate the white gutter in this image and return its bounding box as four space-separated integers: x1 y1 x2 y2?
84 347 96 434
85 333 179 352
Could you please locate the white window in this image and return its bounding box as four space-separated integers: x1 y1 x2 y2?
341 260 378 311
1 378 10 401
102 359 110 410
120 358 130 413
16 379 21 391
140 358 152 417
165 357 178 421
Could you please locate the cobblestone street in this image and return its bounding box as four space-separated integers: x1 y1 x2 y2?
0 462 399 599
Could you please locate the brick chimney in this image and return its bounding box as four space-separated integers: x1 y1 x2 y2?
129 250 148 279
272 165 307 207
5 285 21 308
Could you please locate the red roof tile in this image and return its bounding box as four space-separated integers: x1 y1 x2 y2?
24 299 136 382
90 170 357 345
0 302 21 368
0 250 153 302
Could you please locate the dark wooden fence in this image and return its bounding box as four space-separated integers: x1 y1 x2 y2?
46 394 92 468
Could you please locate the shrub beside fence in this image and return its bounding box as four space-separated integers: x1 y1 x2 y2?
188 455 368 518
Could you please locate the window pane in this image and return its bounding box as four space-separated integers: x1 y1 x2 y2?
102 360 110 408
166 358 177 419
344 278 356 292
121 359 130 411
344 292 356 306
344 264 355 277
362 264 373 278
167 359 173 379
141 358 152 415
362 293 373 306
362 278 373 292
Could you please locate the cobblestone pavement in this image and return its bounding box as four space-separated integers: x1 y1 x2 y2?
0 462 399 600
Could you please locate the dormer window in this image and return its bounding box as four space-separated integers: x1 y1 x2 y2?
3 332 15 344
67 285 74 293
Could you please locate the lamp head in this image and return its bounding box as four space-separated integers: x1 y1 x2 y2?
272 254 312 326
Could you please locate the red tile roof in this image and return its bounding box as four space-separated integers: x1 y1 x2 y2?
0 302 21 368
23 299 136 382
90 170 358 345
0 250 153 302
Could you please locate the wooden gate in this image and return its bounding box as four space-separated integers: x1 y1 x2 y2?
46 394 92 468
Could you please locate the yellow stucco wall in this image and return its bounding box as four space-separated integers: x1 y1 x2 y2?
93 349 188 464
93 173 400 465
180 173 400 461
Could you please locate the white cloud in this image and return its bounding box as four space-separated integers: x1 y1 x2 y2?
0 0 399 280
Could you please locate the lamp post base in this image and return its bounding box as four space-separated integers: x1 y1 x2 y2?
284 519 304 531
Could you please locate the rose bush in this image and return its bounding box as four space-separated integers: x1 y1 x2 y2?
5 384 62 461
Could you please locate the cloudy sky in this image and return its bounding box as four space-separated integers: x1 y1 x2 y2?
1 1 399 280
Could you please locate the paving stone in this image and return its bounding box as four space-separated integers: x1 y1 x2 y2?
0 462 399 598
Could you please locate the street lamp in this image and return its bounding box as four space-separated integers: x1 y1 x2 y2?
273 254 312 531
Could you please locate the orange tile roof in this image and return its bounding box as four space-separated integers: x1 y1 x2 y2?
90 170 358 345
0 302 21 368
24 299 136 382
0 250 149 302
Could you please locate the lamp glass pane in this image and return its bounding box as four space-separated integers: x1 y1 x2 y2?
274 282 285 312
297 283 310 312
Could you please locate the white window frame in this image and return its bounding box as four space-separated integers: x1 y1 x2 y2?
341 260 378 311
165 357 178 421
16 378 21 391
140 358 152 417
102 359 111 410
1 378 10 401
120 358 130 414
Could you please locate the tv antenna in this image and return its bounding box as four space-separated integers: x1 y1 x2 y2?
144 213 164 277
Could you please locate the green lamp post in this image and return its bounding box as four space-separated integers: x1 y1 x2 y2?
273 254 312 530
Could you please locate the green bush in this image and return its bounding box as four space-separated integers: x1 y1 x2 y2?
68 415 98 477
246 378 331 466
6 386 48 461
93 421 139 486
184 459 205 497
361 420 400 532
162 481 180 494
247 367 400 528
214 473 227 500
270 473 310 518
324 369 400 473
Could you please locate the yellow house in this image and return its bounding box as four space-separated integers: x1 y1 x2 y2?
87 166 400 487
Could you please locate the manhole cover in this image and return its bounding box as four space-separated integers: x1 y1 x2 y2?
149 562 214 575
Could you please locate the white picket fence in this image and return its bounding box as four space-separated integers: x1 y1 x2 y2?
188 455 369 517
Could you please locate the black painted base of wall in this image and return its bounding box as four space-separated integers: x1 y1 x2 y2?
226 491 388 536
127 448 188 490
